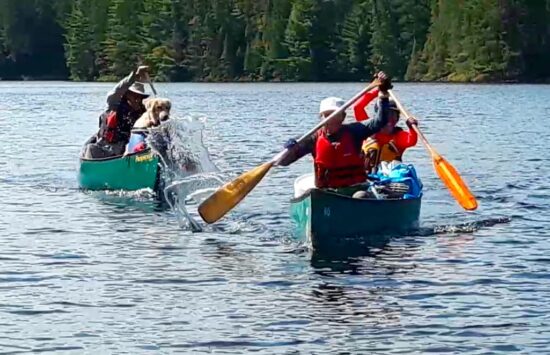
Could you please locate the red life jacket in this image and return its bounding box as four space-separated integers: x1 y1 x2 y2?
97 102 143 144
314 129 366 188
98 110 119 143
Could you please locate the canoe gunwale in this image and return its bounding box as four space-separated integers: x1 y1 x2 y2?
79 148 154 162
290 187 421 204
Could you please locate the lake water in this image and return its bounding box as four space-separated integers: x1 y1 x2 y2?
0 82 549 353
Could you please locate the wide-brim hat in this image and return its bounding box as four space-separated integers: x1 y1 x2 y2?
128 82 150 98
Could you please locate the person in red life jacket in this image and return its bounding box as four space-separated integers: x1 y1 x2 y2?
278 72 393 190
359 98 419 173
83 65 151 158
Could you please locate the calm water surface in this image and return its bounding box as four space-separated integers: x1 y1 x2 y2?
0 82 549 353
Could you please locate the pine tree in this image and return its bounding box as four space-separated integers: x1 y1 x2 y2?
233 0 270 79
336 0 373 81
397 0 431 80
64 0 96 80
409 0 457 81
262 0 292 79
141 0 177 81
283 0 316 81
101 0 147 80
370 0 403 78
0 0 549 82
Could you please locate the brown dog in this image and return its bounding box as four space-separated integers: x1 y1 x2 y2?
133 98 172 129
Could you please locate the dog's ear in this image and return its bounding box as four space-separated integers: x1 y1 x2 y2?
144 98 155 111
164 99 172 111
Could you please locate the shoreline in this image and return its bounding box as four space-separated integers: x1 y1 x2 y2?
1 78 549 84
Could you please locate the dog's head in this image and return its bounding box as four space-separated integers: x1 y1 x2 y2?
144 98 172 126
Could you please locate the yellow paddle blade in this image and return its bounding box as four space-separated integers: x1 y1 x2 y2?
433 155 478 211
198 162 274 224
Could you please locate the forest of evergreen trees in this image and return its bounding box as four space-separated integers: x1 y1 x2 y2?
0 0 549 82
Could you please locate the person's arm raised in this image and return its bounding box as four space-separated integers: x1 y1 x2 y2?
106 66 149 109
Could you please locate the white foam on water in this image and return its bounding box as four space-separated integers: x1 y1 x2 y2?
148 115 225 231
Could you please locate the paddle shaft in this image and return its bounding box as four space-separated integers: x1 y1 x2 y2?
388 90 438 158
274 80 380 165
146 74 158 96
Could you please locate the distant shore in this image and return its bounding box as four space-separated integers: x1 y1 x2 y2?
1 76 549 84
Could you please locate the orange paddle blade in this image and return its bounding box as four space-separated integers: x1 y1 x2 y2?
198 162 274 224
433 154 478 211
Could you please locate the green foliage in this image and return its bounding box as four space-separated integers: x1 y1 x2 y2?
281 0 316 80
141 0 177 81
64 0 96 80
337 1 373 81
0 0 549 82
101 0 147 79
370 0 404 78
0 0 69 79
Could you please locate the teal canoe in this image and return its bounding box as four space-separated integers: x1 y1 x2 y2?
78 149 160 191
290 174 421 250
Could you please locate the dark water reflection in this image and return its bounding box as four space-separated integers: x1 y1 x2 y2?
0 82 548 353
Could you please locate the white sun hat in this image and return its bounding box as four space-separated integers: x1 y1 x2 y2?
319 96 345 115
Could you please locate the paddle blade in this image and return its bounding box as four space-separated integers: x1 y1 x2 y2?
433 155 478 211
198 162 274 223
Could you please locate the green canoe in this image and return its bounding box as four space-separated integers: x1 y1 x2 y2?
290 174 421 250
78 149 160 191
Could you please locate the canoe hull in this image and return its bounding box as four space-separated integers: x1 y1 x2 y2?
78 150 160 191
290 188 421 250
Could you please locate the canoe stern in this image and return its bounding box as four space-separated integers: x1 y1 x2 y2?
291 188 421 250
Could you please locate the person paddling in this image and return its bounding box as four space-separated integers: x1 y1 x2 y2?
351 72 418 172
279 72 393 191
358 99 418 173
84 65 151 158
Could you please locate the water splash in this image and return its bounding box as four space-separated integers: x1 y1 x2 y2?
148 115 219 180
148 115 224 232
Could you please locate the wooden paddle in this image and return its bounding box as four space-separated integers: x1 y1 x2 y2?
145 73 158 96
198 80 381 224
388 90 478 211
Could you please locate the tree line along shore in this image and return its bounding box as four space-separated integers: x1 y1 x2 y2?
1 0 549 83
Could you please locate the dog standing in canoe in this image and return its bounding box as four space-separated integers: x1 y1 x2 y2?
126 98 172 154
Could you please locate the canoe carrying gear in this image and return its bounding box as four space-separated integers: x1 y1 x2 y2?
314 130 366 188
319 97 345 115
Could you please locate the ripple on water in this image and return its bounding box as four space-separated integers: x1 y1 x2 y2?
0 82 549 353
